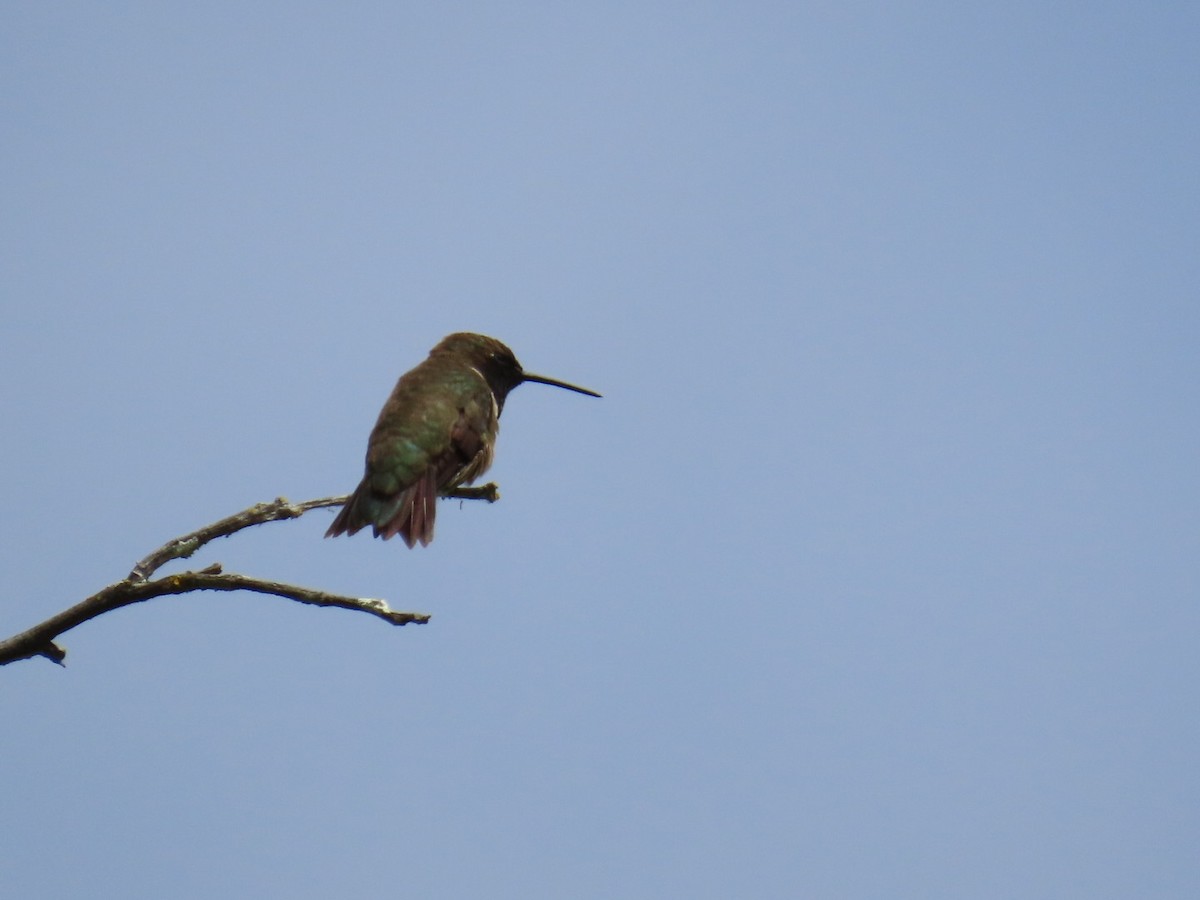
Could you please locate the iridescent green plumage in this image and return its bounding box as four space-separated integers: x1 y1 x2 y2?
326 332 599 547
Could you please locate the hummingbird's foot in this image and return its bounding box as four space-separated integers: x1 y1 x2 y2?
444 482 500 503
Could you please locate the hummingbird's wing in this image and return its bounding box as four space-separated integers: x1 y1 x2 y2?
445 404 495 489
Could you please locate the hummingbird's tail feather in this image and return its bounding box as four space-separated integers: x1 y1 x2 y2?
325 471 439 547
325 480 374 538
376 468 439 548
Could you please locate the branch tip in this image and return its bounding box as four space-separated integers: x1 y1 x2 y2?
42 643 66 666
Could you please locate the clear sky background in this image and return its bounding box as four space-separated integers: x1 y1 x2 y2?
3 3 1198 898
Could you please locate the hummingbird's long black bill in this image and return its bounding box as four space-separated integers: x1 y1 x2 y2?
522 372 602 397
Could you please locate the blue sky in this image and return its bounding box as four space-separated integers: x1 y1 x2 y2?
3 3 1198 897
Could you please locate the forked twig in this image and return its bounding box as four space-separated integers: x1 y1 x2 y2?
0 484 500 667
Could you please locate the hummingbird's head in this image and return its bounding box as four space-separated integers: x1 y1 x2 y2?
432 332 601 404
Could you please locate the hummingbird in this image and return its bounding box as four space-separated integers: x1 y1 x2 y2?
325 332 601 547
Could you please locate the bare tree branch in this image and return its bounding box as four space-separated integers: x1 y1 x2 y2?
0 484 500 668
127 496 345 581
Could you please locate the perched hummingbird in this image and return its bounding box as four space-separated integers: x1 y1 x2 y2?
325 332 601 547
